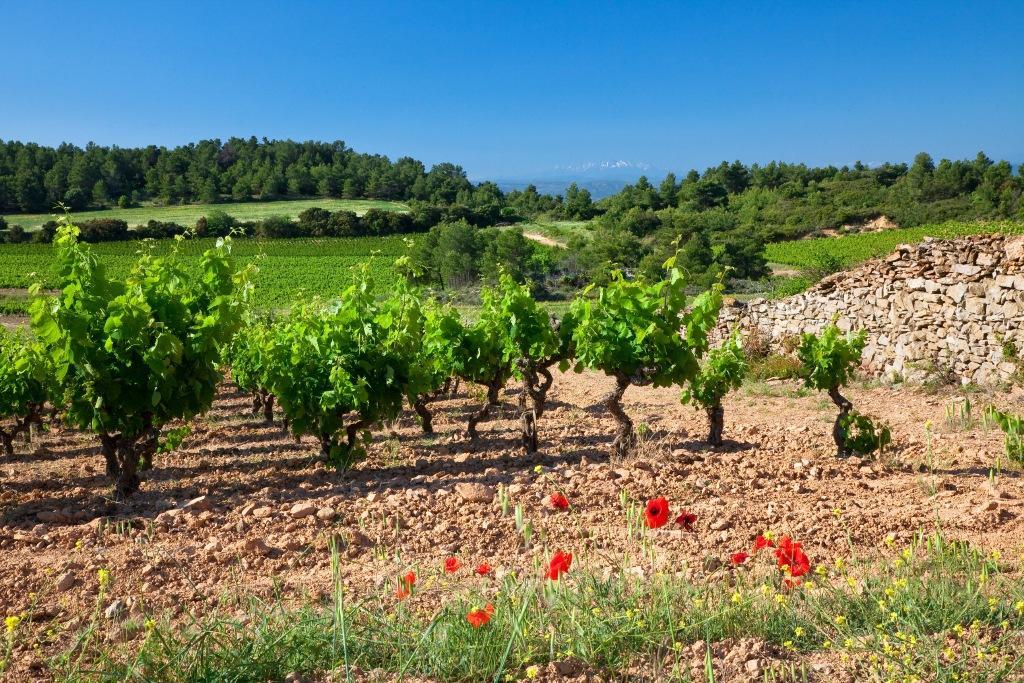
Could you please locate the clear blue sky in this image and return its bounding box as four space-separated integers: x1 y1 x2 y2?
5 1 1023 179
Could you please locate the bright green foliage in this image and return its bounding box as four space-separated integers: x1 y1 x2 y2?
229 316 274 396
839 411 892 456
569 263 722 454
228 315 278 421
796 325 866 392
570 268 722 388
460 274 561 439
985 406 1024 464
491 274 560 379
29 222 250 495
797 323 867 457
262 271 409 468
0 329 52 455
404 296 466 433
682 329 747 409
681 329 746 446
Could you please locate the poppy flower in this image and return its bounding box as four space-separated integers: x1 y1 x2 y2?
675 509 697 531
444 557 462 573
396 570 416 599
466 603 495 628
549 492 569 510
731 552 750 566
753 535 775 552
774 536 811 577
475 562 492 576
547 550 573 580
644 497 670 529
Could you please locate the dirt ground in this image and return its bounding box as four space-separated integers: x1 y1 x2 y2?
1 370 1022 681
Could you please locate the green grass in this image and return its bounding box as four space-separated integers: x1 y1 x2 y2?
3 198 408 231
765 220 1024 270
38 531 1024 682
0 235 414 312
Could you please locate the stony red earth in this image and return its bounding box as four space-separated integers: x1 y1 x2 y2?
1 370 1022 681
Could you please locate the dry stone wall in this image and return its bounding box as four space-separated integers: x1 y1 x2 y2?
719 234 1024 385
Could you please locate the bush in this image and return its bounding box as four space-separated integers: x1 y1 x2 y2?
748 353 802 381
135 220 187 240
840 411 892 455
327 210 362 236
297 207 332 235
77 219 131 243
255 215 299 238
198 210 237 237
797 323 866 456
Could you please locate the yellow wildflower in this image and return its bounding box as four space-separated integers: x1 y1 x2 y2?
526 665 539 679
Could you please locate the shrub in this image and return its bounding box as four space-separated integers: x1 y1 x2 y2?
682 329 747 446
570 260 722 456
297 207 332 235
198 210 237 237
135 220 186 240
255 215 299 238
839 411 891 455
30 220 251 496
77 219 131 243
796 323 866 457
984 406 1024 465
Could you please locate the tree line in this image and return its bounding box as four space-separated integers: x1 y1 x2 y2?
0 137 524 214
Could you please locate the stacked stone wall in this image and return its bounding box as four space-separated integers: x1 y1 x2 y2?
718 234 1024 384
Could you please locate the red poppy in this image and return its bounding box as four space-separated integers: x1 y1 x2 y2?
549 492 570 510
547 550 573 580
644 497 670 529
753 535 775 552
396 570 416 599
444 557 461 573
474 562 492 576
774 536 811 577
731 552 750 566
675 509 697 531
466 603 495 628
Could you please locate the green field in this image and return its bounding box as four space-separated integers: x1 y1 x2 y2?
2 198 409 231
765 220 1024 269
0 235 414 312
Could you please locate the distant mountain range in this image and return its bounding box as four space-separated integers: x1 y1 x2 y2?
492 161 669 199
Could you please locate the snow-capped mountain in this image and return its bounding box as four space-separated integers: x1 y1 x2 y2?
492 161 668 199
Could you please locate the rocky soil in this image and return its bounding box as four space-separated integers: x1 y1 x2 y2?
1 371 1022 681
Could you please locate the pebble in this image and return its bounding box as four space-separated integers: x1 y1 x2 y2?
289 502 317 519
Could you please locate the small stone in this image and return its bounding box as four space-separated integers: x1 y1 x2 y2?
316 507 336 522
183 496 214 512
56 571 76 591
104 599 126 621
289 502 317 519
454 482 495 504
709 518 732 531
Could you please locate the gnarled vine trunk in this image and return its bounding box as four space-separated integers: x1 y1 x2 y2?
262 392 275 423
603 373 635 457
0 406 45 457
413 394 435 434
466 381 502 440
99 414 158 498
518 362 556 453
828 386 853 457
706 403 725 447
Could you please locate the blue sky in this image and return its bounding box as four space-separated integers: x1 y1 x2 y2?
5 1 1023 179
